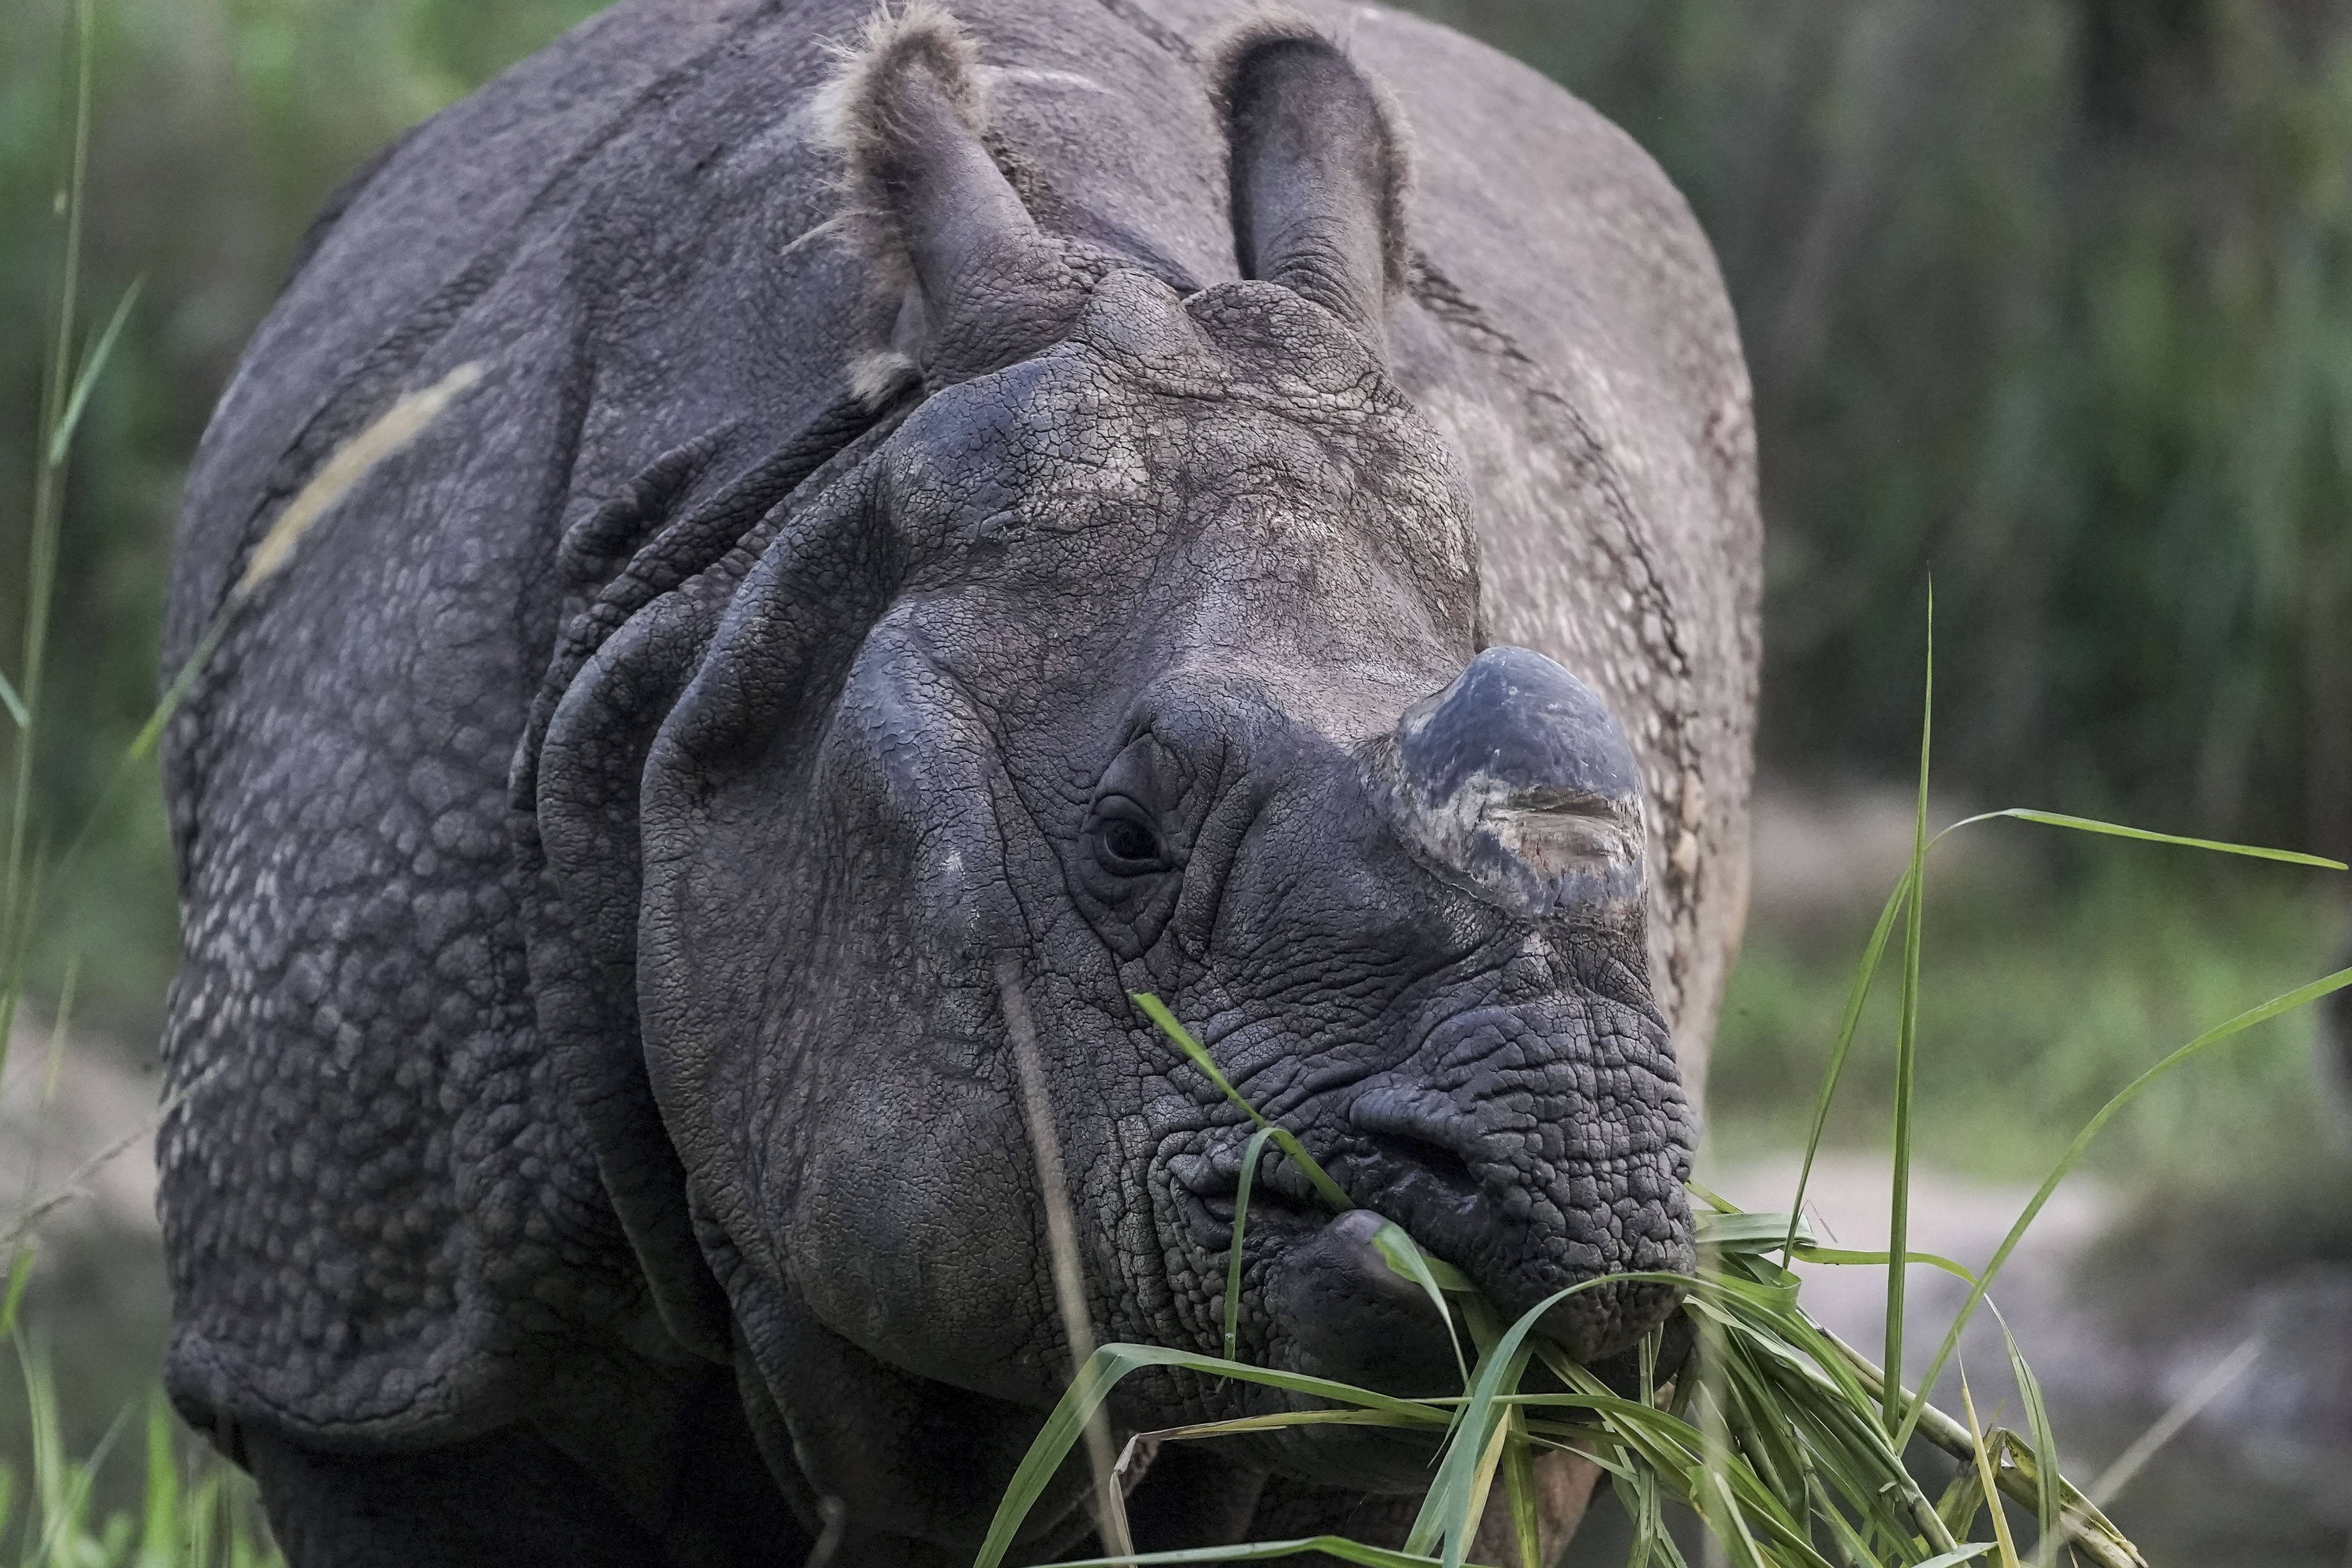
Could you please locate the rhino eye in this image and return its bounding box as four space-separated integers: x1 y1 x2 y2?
1091 801 1167 875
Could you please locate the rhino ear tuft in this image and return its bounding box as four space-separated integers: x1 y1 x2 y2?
1212 18 1414 356
847 347 920 407
818 3 1081 390
819 2 991 244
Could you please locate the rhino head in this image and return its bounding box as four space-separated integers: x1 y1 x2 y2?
527 9 1693 1552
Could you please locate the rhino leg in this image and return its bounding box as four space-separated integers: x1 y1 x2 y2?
1241 1480 1423 1557
1122 1447 1269 1548
245 1426 659 1568
244 1378 808 1568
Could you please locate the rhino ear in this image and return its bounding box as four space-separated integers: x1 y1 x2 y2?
1216 22 1413 356
821 4 1082 391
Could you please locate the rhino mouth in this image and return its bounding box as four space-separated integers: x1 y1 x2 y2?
1169 1115 1689 1358
1153 1087 1691 1489
1162 1184 1470 1489
1169 1135 1488 1391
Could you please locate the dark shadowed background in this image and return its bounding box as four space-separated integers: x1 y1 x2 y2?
2 0 2348 1561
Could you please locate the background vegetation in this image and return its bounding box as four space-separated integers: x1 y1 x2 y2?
1443 0 2352 863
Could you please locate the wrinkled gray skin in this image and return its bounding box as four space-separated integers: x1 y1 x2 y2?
156 1 1758 1563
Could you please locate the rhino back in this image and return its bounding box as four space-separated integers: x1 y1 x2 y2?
158 0 1753 1447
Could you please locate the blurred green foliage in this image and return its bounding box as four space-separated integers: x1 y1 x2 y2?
1421 0 2352 861
1711 854 2346 1183
0 0 605 1032
4 0 2350 1037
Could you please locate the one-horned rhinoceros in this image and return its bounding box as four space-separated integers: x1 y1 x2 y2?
157 0 1758 1562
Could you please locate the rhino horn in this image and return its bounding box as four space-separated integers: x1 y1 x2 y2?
1373 647 1648 922
821 5 1082 388
1218 23 1412 357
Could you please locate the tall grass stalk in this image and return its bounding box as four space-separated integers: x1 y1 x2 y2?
2 0 100 1098
2084 1334 2264 1509
1003 956 1136 1564
1883 586 1932 1432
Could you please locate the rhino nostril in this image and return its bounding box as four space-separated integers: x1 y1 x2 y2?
1343 1088 1486 1191
1354 1130 1481 1202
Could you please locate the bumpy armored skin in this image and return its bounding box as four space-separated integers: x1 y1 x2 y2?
158 1 1759 1562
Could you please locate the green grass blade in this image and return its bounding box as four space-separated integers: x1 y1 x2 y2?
1898 963 2352 1448
1779 872 1911 1263
0 673 24 731
1703 1467 1768 1568
1225 1125 1277 1363
1131 993 1353 1211
45 954 77 1099
1454 1410 1516 1566
0 1248 33 1337
1664 1269 1959 1554
1701 1209 1816 1253
29 1395 129 1568
1405 1281 1610 1563
1410 1341 1532 1565
1369 1221 1470 1390
186 1472 220 1568
1710 1337 1804 1516
6 1 86 1005
1960 1379 2021 1568
44 278 141 469
1791 1245 1978 1285
1810 1473 1875 1568
1937 808 2346 870
38 0 93 452
140 1389 178 1566
1987 1306 2059 1565
2086 1332 2262 1509
1500 1413 1541 1568
1620 1331 1663 1568
1623 1450 1662 1568
1685 1179 1739 1213
1536 1301 1843 1566
1126 1409 1429 1445
129 617 230 766
1886 584 1933 1430
1934 1462 1985 1540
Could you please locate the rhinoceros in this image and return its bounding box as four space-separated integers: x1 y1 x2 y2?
157 0 1758 1561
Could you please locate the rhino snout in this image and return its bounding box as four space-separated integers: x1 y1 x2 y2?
1337 1059 1694 1367
1369 646 1647 922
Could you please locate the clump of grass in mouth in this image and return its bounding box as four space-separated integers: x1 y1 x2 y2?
981 601 2352 1568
